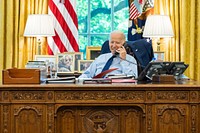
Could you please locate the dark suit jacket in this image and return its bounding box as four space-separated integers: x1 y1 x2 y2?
127 39 154 68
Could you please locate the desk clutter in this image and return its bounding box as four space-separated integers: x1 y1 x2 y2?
45 76 76 84
2 60 189 84
2 67 136 84
82 78 136 84
2 67 78 84
33 53 94 74
137 61 189 82
2 58 81 84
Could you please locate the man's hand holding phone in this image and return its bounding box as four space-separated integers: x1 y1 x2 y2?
116 46 127 60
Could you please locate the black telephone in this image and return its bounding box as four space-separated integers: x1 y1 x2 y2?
114 42 129 56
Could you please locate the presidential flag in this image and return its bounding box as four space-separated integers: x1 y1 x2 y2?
128 0 154 41
48 0 79 55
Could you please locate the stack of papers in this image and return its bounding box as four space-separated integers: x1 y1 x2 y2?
111 79 136 83
82 68 136 84
83 78 112 84
45 76 76 84
82 78 136 84
107 74 135 79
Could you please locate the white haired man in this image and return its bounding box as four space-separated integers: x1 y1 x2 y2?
79 30 138 78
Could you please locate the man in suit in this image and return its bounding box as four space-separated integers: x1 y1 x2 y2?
79 30 138 78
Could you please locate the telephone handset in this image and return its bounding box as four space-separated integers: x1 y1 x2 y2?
114 42 129 56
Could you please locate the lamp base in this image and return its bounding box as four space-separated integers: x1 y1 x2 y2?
37 37 42 55
157 41 160 52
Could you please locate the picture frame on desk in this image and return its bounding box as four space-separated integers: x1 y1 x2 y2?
74 52 83 72
63 52 83 72
57 53 75 73
78 60 94 73
154 51 165 61
34 55 56 69
34 55 56 64
86 46 101 60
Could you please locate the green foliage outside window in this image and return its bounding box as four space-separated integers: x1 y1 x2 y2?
77 0 129 58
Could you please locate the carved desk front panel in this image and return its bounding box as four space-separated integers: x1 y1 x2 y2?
0 81 200 133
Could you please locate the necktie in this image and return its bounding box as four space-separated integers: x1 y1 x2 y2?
101 55 116 72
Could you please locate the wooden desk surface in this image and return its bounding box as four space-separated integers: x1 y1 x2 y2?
0 79 199 90
0 79 200 133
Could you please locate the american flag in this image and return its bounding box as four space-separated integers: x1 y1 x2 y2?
129 0 143 20
48 0 79 55
128 0 154 41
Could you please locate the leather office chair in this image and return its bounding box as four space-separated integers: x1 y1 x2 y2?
100 39 154 75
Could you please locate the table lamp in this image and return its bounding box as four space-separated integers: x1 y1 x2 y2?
24 14 55 55
142 15 174 51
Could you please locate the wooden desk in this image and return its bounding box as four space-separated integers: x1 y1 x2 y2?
0 80 200 133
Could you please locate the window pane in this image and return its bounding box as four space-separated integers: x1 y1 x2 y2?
114 0 129 33
77 0 129 57
91 35 109 46
78 35 88 59
90 0 111 33
77 0 88 33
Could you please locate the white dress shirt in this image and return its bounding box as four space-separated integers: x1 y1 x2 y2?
79 53 138 78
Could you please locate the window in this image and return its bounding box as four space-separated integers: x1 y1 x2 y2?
77 0 129 58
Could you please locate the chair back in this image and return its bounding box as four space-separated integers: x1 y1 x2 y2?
100 40 110 54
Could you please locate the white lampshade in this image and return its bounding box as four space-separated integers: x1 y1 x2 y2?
143 15 174 38
24 14 55 37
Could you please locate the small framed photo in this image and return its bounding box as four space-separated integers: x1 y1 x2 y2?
74 52 83 72
34 55 56 67
63 52 83 72
154 51 165 61
86 46 101 60
78 60 94 73
57 53 75 73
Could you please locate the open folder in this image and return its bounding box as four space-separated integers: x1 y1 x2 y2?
83 68 118 84
83 68 136 84
93 68 118 78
